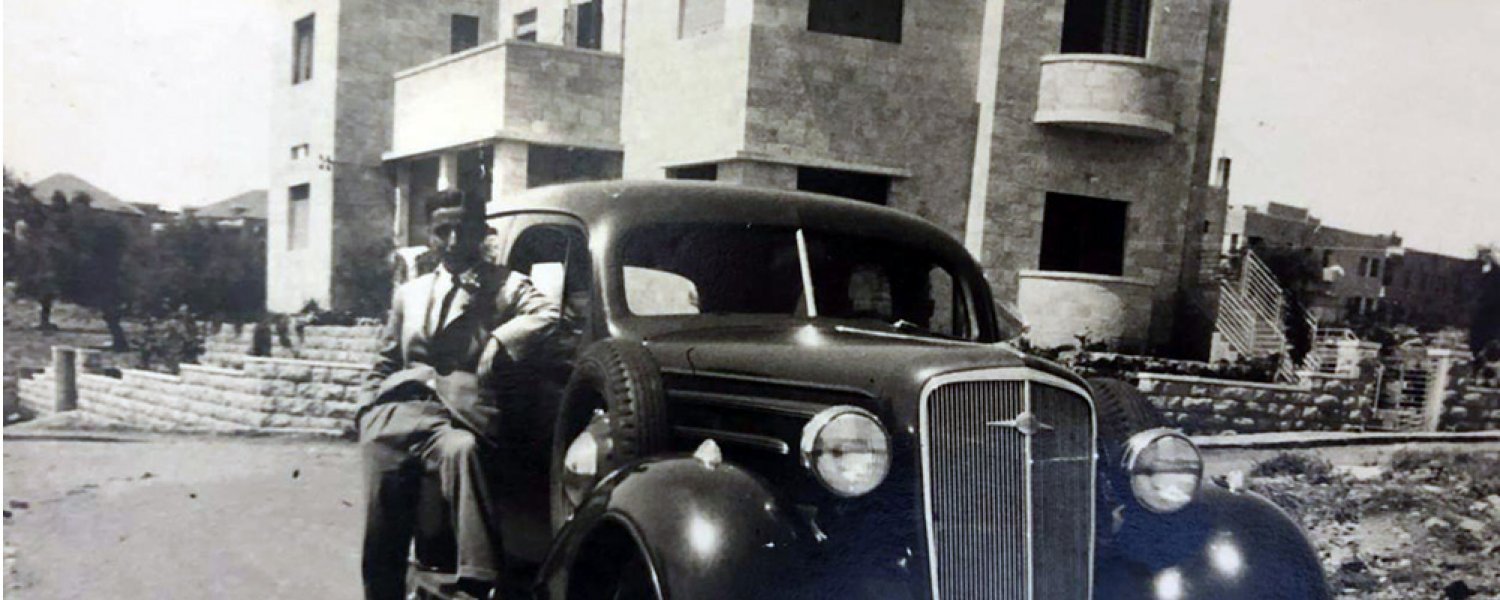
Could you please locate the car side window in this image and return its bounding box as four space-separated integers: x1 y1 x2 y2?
506 220 590 358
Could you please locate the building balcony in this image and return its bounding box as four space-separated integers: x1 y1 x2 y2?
1033 54 1177 139
1016 270 1152 350
388 41 623 160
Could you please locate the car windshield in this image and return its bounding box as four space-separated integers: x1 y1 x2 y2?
620 223 985 341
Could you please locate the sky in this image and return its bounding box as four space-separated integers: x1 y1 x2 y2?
1213 0 1500 258
3 0 275 209
3 0 1496 256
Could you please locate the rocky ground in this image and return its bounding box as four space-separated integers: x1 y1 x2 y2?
1238 449 1500 599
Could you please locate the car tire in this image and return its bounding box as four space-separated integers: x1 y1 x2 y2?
1087 377 1165 514
551 339 669 531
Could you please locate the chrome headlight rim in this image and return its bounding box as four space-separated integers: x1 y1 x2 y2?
800 405 892 498
1123 428 1203 514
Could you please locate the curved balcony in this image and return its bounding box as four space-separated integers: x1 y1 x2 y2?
1033 54 1177 139
1016 270 1152 349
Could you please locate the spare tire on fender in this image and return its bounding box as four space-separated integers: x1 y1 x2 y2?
551 339 670 529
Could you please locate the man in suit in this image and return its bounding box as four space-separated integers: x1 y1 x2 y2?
359 189 560 600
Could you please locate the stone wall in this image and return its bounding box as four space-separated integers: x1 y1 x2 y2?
16 354 367 436
201 324 383 369
1138 373 1376 435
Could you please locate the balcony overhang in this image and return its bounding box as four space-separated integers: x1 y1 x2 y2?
1033 54 1177 139
389 41 623 160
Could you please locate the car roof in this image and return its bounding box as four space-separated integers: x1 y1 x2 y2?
490 180 971 262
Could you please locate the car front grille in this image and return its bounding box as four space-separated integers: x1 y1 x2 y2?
921 374 1095 600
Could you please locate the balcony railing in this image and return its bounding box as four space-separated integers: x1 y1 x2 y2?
1033 54 1177 139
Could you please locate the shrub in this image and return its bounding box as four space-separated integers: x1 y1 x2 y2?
1249 452 1336 484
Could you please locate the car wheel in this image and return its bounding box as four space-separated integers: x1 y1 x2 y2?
551 340 669 531
567 522 662 600
1087 377 1166 513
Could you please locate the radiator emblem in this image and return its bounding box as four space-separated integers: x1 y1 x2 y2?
985 410 1053 436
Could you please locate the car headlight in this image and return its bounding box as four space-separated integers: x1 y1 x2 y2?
800 406 891 497
1123 428 1203 513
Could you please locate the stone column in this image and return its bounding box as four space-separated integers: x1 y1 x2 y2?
437 151 460 192
1423 349 1462 431
490 140 530 211
393 161 412 246
52 346 78 412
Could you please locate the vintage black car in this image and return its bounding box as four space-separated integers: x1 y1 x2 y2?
407 180 1330 599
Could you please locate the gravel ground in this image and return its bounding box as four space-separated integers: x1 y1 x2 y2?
1229 447 1500 599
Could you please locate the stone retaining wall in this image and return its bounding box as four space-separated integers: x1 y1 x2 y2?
1138 373 1375 435
16 355 367 435
201 324 383 369
1439 385 1500 432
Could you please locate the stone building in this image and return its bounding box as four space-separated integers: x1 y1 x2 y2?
1384 249 1483 331
269 0 1232 354
1223 202 1402 325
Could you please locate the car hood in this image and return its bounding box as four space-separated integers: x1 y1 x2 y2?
640 323 1086 431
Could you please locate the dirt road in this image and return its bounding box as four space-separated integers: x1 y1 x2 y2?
5 433 1497 599
3 434 362 599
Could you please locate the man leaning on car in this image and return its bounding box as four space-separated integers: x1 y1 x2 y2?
356 189 560 600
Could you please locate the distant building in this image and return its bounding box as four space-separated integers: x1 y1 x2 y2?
191 190 268 234
1223 202 1401 325
1384 249 1483 331
270 0 1233 355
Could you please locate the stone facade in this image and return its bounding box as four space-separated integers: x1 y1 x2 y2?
283 0 1232 354
267 0 499 312
1440 385 1500 432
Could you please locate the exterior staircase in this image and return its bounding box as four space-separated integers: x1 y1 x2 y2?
1213 249 1315 383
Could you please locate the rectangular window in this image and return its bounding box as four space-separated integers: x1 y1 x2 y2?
679 0 725 38
807 0 902 44
526 145 624 188
290 144 310 160
514 10 538 42
451 14 481 53
288 184 310 250
573 0 603 49
666 164 718 181
1060 0 1150 57
292 15 315 84
1322 249 1333 268
796 167 891 205
1359 257 1370 277
1039 192 1128 276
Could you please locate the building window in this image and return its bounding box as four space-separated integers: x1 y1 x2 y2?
808 0 903 44
290 144 310 160
526 145 623 188
292 15 315 84
666 164 718 181
1039 192 1128 276
796 167 891 205
679 0 725 38
514 10 538 42
573 0 603 49
1358 256 1370 277
451 14 481 53
288 184 310 250
1060 0 1150 57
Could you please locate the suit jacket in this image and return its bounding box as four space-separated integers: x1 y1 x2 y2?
360 261 561 441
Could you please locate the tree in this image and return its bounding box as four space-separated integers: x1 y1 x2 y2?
62 192 133 350
1473 247 1500 361
4 172 71 330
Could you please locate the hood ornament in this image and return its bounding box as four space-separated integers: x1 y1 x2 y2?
986 411 1053 436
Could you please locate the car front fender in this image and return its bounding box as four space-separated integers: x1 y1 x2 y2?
1095 484 1331 600
537 453 810 599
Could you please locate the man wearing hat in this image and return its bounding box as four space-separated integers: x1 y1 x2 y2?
358 189 560 600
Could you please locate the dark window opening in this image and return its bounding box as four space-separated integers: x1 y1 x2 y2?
292 15 315 84
808 0 902 44
666 164 718 181
573 0 603 49
457 146 493 206
451 14 481 53
288 184 311 250
515 10 538 42
679 0 725 38
1060 0 1150 57
796 167 891 205
526 145 623 189
1039 192 1128 276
